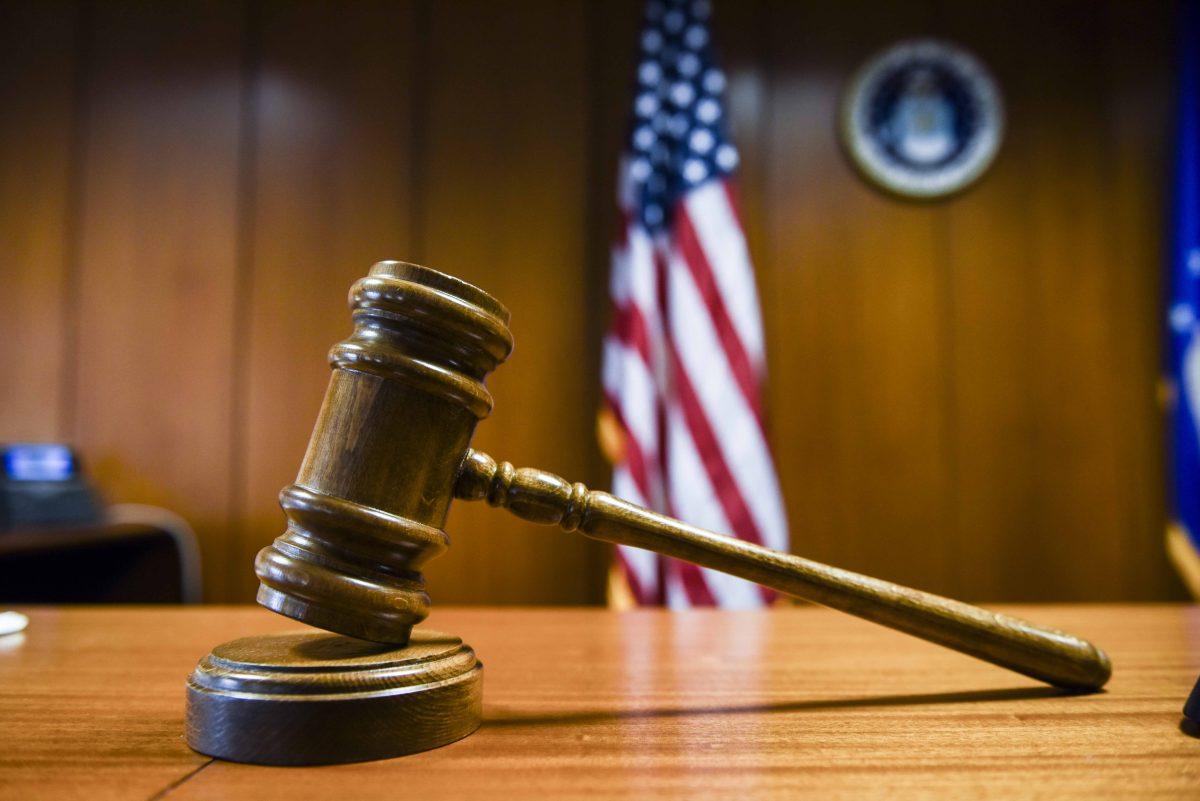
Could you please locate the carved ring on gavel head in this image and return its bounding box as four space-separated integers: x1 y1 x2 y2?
186 260 1112 766
254 260 1111 696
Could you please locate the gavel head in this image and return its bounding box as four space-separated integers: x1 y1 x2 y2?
254 261 512 644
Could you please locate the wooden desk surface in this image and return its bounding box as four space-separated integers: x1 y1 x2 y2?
0 605 1196 800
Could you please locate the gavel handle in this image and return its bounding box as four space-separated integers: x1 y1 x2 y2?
455 449 1111 692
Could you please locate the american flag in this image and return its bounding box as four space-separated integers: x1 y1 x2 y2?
601 0 788 608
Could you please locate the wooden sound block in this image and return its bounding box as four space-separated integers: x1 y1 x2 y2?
186 628 482 766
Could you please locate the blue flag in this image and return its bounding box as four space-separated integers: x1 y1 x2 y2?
1168 0 1200 596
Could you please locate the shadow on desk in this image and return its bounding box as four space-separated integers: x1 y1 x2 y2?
483 686 1074 729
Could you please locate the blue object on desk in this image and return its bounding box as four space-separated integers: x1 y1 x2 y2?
4 444 76 482
0 444 100 530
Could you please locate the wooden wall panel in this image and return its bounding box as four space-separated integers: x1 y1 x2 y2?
933 2 1049 601
233 0 418 600
937 0 1177 600
420 0 607 605
0 1 79 441
71 2 244 602
0 0 1180 603
1102 0 1179 598
762 1 960 593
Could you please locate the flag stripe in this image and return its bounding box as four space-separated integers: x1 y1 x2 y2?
652 470 715 606
602 386 654 500
608 303 654 367
614 545 653 603
664 561 693 608
675 201 764 423
665 403 773 606
678 561 718 605
684 182 766 366
666 245 789 551
666 342 765 548
612 467 660 603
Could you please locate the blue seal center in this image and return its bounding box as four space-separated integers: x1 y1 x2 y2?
867 60 979 173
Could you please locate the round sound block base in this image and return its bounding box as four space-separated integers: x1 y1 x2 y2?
186 628 482 766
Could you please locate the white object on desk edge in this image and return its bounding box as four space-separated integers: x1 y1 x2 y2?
0 611 29 637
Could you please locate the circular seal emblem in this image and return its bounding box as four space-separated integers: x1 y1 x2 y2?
840 39 1004 199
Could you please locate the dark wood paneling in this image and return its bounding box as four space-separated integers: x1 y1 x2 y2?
420 0 606 605
937 0 1177 600
234 0 419 600
0 1 79 441
935 1 1050 600
763 1 959 593
71 1 244 602
1102 0 1179 598
0 0 1179 602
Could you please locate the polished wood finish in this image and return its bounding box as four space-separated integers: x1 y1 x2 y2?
186 629 482 765
0 0 1180 604
457 450 1110 691
0 606 1195 799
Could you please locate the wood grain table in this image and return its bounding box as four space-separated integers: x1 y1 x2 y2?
0 605 1196 800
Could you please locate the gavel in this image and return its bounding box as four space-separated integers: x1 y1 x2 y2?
254 260 1111 693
